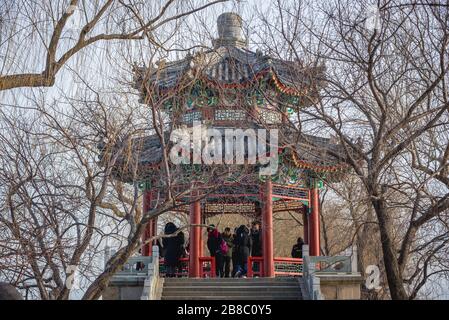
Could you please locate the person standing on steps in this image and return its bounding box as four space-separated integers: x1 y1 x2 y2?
250 221 262 275
207 224 226 277
231 227 239 277
162 222 184 277
291 237 305 258
222 227 234 278
234 224 252 278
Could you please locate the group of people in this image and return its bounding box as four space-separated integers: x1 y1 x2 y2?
158 221 305 278
206 221 262 278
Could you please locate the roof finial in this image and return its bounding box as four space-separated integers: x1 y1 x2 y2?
213 12 247 48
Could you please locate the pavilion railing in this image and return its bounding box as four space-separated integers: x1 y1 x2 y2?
120 256 154 276
274 257 303 276
199 256 216 278
247 257 264 277
247 257 303 277
158 256 216 278
311 255 352 273
159 258 189 277
301 245 358 300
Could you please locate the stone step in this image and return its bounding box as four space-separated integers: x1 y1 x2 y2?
163 291 301 296
163 286 300 292
161 296 301 300
163 282 299 287
161 278 303 300
163 277 298 281
162 290 301 298
163 279 299 285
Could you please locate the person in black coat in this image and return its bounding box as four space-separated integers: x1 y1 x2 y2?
250 221 262 256
162 222 184 277
231 227 239 277
234 224 252 278
291 237 305 258
207 224 225 277
250 221 262 274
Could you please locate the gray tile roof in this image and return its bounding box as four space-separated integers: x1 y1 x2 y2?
133 46 324 92
107 129 346 172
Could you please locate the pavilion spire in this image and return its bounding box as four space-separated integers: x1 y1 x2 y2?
213 12 247 48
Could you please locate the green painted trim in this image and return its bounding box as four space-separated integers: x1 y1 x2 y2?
137 180 152 191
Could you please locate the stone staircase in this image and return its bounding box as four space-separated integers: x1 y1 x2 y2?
161 277 303 300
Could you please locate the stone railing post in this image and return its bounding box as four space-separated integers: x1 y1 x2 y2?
301 244 323 300
351 245 358 273
308 256 315 298
152 245 159 277
141 245 160 300
312 275 322 300
302 244 309 259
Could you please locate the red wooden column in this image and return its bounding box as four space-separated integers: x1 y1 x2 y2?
199 214 206 257
150 215 158 252
142 189 154 256
302 207 309 245
262 179 275 277
310 187 321 256
189 196 201 277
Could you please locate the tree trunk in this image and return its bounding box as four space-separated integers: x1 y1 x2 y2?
371 196 408 300
82 243 138 300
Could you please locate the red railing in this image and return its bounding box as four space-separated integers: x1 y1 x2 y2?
160 256 301 277
159 257 216 278
247 257 264 277
274 257 303 276
159 257 189 277
248 257 303 277
199 256 216 278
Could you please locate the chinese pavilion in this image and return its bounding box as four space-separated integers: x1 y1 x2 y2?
116 13 349 277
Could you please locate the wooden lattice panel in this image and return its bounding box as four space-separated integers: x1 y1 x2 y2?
273 200 304 212
205 202 256 214
272 184 309 200
182 111 202 124
214 109 247 121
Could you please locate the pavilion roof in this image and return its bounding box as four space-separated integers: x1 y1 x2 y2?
133 12 324 101
102 128 350 184
133 46 325 98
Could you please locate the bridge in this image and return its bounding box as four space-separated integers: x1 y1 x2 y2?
103 245 363 300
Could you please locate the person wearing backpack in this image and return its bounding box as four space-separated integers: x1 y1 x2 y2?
207 224 226 277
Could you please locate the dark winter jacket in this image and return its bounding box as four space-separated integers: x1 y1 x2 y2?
291 240 305 258
207 229 223 257
157 238 164 258
250 229 262 257
235 225 252 265
162 223 184 267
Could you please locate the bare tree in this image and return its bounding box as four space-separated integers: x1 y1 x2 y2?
254 0 449 299
0 0 228 91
